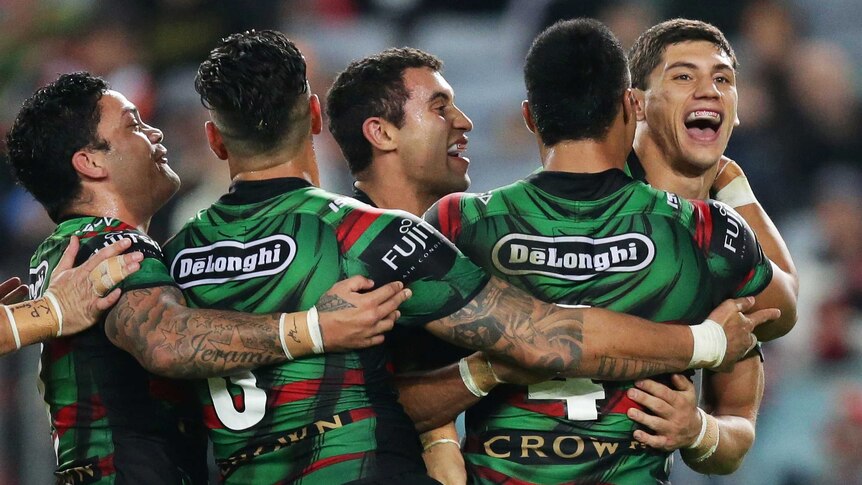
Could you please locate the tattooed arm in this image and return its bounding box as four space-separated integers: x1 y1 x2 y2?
423 277 774 380
105 277 410 379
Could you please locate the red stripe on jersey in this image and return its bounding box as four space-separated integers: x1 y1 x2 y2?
98 454 116 478
54 395 107 438
79 222 136 240
468 464 541 485
336 208 383 253
603 388 643 415
437 193 464 241
46 338 73 363
735 267 757 293
691 200 713 251
505 391 567 417
294 451 367 483
349 406 376 422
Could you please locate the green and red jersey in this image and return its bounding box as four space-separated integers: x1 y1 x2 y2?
425 169 773 485
29 216 205 485
162 177 488 484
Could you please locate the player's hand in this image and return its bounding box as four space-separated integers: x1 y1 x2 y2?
0 277 29 305
315 276 411 352
713 156 746 192
626 374 700 451
47 236 144 335
708 297 780 372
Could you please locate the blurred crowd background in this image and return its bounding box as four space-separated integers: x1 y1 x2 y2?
1 0 861 483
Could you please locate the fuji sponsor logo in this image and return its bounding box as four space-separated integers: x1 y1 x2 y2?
171 235 296 288
491 233 655 281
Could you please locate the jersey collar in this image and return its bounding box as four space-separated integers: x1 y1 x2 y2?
526 169 634 201
219 177 313 205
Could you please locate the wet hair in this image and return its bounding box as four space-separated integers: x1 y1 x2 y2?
326 47 442 174
195 30 310 156
5 72 109 221
629 18 738 90
524 18 630 145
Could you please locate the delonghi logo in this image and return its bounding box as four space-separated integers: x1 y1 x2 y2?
171 235 296 288
29 260 49 298
491 233 655 281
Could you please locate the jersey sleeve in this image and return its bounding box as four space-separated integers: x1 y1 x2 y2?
79 229 177 292
336 205 490 327
424 192 466 243
691 199 773 297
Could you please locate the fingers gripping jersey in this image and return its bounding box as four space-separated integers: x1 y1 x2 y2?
28 216 205 485
425 170 773 485
162 178 488 484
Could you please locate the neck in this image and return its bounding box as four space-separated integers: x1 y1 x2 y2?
64 187 152 232
633 134 715 199
230 139 320 186
355 178 437 216
541 138 627 174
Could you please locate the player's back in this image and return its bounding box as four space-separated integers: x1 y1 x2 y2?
427 169 772 484
164 177 487 484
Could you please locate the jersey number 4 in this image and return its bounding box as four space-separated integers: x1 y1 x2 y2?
528 378 606 420
208 372 267 430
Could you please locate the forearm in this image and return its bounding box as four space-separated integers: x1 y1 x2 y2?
421 422 466 485
683 414 754 475
105 286 293 378
396 353 496 432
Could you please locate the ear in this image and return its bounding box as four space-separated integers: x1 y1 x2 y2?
309 94 323 135
71 149 108 180
622 88 635 124
521 100 537 134
205 121 229 160
361 117 397 152
632 88 647 121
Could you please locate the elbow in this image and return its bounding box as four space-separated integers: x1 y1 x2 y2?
755 301 798 342
141 350 186 378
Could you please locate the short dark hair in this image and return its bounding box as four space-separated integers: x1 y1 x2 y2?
326 47 442 174
195 30 310 155
5 72 109 221
629 18 738 90
524 18 630 145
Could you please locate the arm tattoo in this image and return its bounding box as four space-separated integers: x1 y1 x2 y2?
104 286 285 379
593 357 676 380
316 293 356 313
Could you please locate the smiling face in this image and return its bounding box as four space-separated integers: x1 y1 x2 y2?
636 40 739 174
394 67 473 197
96 90 180 216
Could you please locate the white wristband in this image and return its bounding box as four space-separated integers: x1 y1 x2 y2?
459 357 488 397
688 319 726 369
44 291 64 337
686 407 709 449
306 306 324 354
278 313 294 360
715 176 757 208
423 438 461 451
3 305 21 350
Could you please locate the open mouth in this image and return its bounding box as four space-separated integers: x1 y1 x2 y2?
447 141 469 162
684 110 722 141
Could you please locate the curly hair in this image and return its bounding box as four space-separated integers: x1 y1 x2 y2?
5 72 109 221
524 18 630 145
195 30 311 156
326 47 442 174
629 19 738 90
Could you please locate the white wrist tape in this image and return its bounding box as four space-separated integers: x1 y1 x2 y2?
688 319 726 369
459 357 488 397
278 313 294 360
423 438 461 451
715 176 757 208
687 407 709 449
691 424 720 463
44 291 64 337
3 305 21 350
306 306 324 354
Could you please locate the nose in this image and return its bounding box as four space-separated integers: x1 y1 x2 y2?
694 77 720 99
146 125 164 144
453 105 473 132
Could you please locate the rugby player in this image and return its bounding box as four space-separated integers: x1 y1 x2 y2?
5 72 412 484
624 18 799 475
365 19 785 484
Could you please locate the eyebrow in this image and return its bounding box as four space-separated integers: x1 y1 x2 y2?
122 107 140 119
666 61 735 73
427 91 451 104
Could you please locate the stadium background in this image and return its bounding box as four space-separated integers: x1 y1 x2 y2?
1 0 860 483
